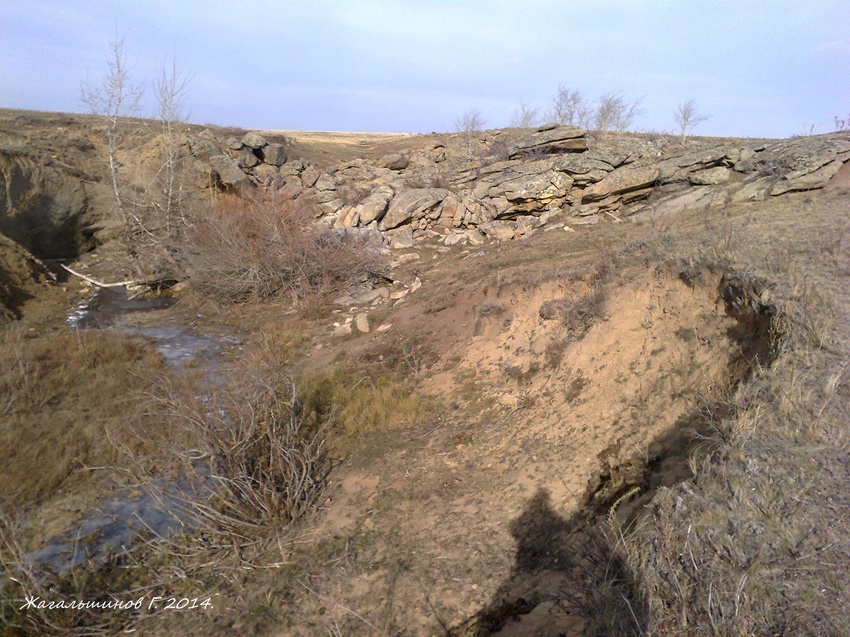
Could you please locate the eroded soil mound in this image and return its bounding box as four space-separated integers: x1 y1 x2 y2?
289 263 774 636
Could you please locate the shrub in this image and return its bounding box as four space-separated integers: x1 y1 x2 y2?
183 194 383 312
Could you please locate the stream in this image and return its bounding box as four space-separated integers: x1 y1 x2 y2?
27 286 239 573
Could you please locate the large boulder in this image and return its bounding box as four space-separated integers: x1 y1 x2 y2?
378 188 452 231
209 155 252 189
509 125 588 158
582 165 660 202
355 185 395 225
261 143 288 166
241 132 268 149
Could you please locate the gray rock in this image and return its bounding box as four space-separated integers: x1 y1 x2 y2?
209 155 251 189
238 149 260 169
301 165 321 188
242 132 268 149
253 164 278 186
478 220 515 241
378 188 452 231
277 175 303 199
261 143 287 166
510 125 588 158
770 158 846 195
689 166 731 185
386 225 415 248
380 153 410 171
355 186 394 225
583 165 659 202
189 138 222 160
226 137 243 151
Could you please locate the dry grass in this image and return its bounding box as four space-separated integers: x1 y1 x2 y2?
0 328 164 507
594 191 850 635
301 364 430 439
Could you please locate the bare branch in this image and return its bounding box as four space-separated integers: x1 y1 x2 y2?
674 99 710 141
547 84 591 128
510 101 542 128
594 92 644 132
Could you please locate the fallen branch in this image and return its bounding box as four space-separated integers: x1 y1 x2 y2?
61 264 141 288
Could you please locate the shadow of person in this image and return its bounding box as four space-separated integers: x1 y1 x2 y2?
510 487 576 574
449 487 643 637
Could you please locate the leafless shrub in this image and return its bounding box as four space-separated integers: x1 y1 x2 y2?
510 101 542 128
144 371 331 537
674 99 710 141
834 113 849 132
183 194 383 312
594 92 644 132
547 84 592 128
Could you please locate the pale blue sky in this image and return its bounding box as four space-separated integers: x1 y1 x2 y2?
1 1 848 137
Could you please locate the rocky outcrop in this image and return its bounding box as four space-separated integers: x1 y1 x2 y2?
189 130 289 190
188 123 849 251
509 125 588 157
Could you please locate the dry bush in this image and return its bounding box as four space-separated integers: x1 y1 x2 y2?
183 194 383 312
136 367 332 539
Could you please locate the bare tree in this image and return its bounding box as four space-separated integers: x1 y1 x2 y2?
834 113 849 132
510 102 542 128
674 99 710 141
455 108 486 158
81 36 144 249
151 55 192 231
594 92 643 132
547 84 591 128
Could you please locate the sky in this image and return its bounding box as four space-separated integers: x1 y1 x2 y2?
1 1 849 137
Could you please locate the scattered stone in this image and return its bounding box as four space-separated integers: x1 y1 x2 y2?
354 313 370 333
377 323 393 332
394 252 420 265
333 322 352 336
